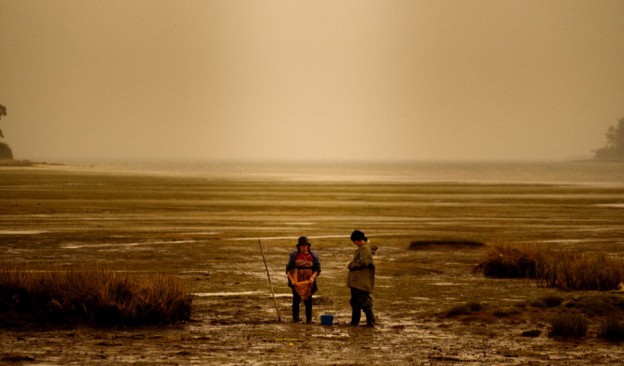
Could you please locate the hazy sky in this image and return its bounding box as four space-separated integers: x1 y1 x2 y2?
1 0 623 162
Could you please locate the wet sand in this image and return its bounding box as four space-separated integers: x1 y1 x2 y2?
1 166 624 364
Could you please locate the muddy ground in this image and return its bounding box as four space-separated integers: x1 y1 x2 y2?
1 166 624 365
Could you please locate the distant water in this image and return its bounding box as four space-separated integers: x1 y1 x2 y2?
77 160 624 186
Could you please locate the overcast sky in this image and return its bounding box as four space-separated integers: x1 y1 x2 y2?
1 0 623 162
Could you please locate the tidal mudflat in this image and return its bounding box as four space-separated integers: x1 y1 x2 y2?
1 166 624 365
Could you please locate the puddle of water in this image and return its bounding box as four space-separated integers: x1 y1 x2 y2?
0 230 48 235
312 333 350 339
411 297 433 301
62 243 135 249
193 291 294 298
193 291 265 297
539 239 597 244
230 232 422 242
61 239 198 249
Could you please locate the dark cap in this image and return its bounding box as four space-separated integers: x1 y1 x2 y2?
350 230 367 242
297 236 311 247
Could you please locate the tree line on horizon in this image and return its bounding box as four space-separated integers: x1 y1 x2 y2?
594 117 624 161
0 103 12 160
0 102 622 162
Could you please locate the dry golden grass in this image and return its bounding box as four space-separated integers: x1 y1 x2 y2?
549 313 588 338
474 244 544 278
599 317 624 341
445 301 484 317
0 264 192 327
476 244 624 291
537 251 624 291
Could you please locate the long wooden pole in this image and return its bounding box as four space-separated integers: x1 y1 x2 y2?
259 239 281 322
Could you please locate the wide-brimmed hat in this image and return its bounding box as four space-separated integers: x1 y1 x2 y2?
350 230 367 242
296 236 311 247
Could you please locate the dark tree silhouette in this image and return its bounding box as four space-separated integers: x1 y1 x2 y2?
0 104 13 159
0 144 12 159
594 117 624 161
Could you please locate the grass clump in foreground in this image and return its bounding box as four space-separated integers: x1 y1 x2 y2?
473 244 542 279
445 301 483 317
549 314 588 338
538 251 624 291
599 317 624 341
409 239 485 250
0 265 192 327
475 244 624 291
529 294 564 308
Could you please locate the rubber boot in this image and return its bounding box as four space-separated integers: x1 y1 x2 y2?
292 303 300 322
351 307 361 326
305 304 312 324
363 307 376 327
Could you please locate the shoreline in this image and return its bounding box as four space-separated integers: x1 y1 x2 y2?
0 159 65 168
2 159 623 187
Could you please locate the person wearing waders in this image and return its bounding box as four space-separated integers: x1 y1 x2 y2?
347 229 378 327
286 236 321 323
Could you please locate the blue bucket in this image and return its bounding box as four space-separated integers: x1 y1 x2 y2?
320 314 334 326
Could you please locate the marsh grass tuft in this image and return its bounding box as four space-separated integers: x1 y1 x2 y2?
445 301 483 317
565 294 623 316
529 294 564 308
409 239 485 250
474 244 541 278
549 313 588 338
492 306 521 317
537 251 624 291
476 245 624 291
0 264 192 327
599 317 624 341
